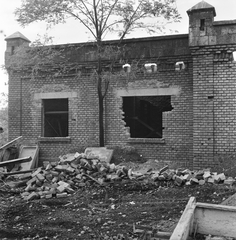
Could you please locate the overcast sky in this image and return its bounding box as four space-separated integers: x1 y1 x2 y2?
0 0 236 104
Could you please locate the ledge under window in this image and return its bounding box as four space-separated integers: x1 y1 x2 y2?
127 138 165 144
38 137 71 143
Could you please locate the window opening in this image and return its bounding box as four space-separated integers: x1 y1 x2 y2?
122 96 173 138
200 19 205 31
11 46 15 55
42 98 68 137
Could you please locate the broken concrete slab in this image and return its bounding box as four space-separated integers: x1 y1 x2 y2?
85 147 113 163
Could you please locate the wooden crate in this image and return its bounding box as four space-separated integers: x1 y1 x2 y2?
170 197 236 239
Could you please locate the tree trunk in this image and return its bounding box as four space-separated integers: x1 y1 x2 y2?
98 79 105 147
97 39 105 147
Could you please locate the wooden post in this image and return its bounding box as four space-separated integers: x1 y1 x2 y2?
170 197 196 240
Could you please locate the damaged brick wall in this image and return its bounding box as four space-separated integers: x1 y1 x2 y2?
105 55 193 168
6 34 194 166
5 1 236 170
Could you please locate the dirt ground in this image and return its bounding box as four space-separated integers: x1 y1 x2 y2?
0 168 236 240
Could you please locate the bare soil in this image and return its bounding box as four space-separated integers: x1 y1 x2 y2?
0 174 236 240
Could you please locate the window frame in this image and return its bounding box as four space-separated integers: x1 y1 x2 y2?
42 98 69 138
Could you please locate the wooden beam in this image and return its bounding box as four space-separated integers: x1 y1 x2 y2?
170 197 196 240
0 136 22 151
3 169 35 176
0 156 32 167
194 202 236 237
0 136 23 162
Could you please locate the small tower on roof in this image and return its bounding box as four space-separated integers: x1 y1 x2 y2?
5 31 31 64
187 0 216 46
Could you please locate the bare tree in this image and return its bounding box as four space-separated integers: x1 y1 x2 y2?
14 0 180 146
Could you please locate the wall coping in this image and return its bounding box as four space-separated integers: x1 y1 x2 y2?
213 20 236 26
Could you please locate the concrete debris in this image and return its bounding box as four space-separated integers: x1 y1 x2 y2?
2 152 236 201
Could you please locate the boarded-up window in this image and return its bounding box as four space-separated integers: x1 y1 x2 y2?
122 96 172 138
42 99 68 137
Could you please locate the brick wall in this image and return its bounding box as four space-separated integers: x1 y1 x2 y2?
7 50 193 167
191 45 236 169
6 2 236 170
105 55 193 168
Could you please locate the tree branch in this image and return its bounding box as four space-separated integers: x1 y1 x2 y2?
100 0 119 35
64 9 97 40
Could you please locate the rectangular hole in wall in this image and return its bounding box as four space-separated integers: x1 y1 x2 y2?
42 98 68 137
200 19 205 31
122 96 173 138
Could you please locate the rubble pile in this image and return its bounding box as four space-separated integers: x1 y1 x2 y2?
16 152 131 201
5 152 235 201
153 167 236 186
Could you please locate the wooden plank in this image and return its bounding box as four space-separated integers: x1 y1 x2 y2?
3 169 35 176
194 202 236 237
18 145 39 170
0 156 32 167
0 136 22 151
170 197 196 240
0 136 23 162
221 192 236 206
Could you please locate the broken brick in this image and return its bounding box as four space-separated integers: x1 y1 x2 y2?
26 177 37 186
198 179 205 185
19 173 32 180
26 192 39 201
65 186 75 193
224 177 235 185
208 178 215 184
203 171 211 179
57 185 65 193
190 178 199 185
36 173 45 182
51 170 59 176
56 192 68 198
45 194 53 199
31 168 42 178
175 176 184 186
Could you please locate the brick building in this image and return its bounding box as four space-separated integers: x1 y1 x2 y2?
4 1 236 169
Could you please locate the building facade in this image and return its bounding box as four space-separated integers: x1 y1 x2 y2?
4 1 236 169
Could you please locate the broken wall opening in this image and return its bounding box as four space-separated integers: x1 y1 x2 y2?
122 96 173 138
42 98 69 137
